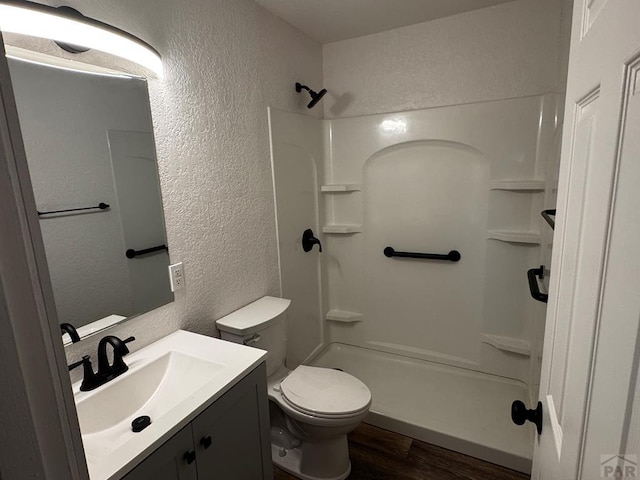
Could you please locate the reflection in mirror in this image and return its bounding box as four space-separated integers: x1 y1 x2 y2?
7 56 173 344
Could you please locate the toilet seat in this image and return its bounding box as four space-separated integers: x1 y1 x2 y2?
279 365 371 419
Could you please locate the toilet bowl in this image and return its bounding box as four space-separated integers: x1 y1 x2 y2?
216 296 372 480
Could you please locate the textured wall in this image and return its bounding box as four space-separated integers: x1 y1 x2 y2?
322 0 570 118
31 0 324 363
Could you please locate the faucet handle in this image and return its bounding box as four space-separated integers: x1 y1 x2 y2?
68 356 101 391
110 336 136 375
68 355 91 371
121 336 136 355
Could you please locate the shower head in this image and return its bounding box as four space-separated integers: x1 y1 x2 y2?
307 88 327 109
295 82 327 109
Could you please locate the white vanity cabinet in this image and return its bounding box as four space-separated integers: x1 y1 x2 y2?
122 364 271 480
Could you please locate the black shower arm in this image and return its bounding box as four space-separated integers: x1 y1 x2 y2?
296 82 318 95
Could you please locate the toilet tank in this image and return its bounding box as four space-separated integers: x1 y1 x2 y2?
215 296 290 377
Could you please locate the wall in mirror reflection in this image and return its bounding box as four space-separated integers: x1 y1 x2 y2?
8 57 173 339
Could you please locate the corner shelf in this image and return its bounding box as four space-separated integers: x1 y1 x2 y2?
487 230 541 244
326 310 363 323
490 180 545 191
321 184 361 193
481 334 531 356
323 225 362 234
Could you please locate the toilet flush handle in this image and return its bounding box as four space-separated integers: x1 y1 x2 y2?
243 334 261 346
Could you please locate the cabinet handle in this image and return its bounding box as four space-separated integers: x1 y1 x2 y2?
184 450 196 465
200 435 213 449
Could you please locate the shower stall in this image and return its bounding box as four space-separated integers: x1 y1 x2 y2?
268 94 562 473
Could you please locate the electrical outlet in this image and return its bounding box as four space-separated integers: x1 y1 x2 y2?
169 262 184 292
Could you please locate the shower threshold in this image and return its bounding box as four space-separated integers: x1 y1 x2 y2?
309 342 533 474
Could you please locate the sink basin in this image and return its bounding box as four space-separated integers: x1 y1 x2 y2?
77 352 224 452
73 330 267 480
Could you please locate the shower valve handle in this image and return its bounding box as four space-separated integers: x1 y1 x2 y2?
302 229 322 253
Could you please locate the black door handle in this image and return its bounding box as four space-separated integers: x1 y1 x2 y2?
511 400 543 434
184 450 196 464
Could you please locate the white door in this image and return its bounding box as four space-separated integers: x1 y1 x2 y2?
533 0 640 478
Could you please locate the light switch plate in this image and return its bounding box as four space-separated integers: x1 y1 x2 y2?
169 262 184 292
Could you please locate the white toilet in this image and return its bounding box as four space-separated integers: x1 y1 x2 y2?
216 296 371 480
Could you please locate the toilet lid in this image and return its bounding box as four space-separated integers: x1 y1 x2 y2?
280 366 371 416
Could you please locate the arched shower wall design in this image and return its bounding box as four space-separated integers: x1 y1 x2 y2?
361 140 489 367
318 95 561 384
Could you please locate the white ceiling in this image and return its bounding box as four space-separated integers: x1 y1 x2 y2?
255 0 517 44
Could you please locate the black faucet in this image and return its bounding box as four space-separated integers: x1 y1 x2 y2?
97 335 136 381
68 335 135 392
60 323 81 343
302 229 322 252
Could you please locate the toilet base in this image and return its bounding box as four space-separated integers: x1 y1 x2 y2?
271 443 351 480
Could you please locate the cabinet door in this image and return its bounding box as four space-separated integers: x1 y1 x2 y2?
192 364 272 480
122 424 197 480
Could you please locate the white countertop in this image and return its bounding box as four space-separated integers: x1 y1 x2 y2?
73 330 267 480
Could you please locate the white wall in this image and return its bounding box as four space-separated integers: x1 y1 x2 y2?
311 0 572 389
322 0 571 119
7 0 324 362
268 108 325 367
9 59 153 328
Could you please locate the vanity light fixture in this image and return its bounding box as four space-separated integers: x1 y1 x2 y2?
0 0 163 76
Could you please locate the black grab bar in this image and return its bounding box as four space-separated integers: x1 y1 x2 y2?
384 247 461 262
527 266 548 303
38 202 110 216
126 245 168 259
541 209 556 230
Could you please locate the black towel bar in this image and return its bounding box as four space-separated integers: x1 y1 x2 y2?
126 245 168 259
527 266 548 303
38 202 110 216
384 247 461 262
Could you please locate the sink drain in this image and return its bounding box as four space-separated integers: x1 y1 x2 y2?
132 415 152 433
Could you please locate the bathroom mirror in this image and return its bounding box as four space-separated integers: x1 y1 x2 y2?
7 55 173 343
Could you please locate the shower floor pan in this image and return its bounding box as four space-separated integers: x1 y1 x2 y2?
309 342 533 473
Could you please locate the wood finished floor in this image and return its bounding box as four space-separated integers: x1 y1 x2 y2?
273 423 529 480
